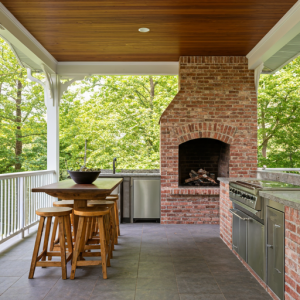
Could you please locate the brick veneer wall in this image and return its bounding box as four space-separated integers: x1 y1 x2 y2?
219 182 233 249
285 207 300 300
160 56 257 224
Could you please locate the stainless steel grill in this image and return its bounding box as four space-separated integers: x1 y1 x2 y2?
229 180 300 222
228 179 300 283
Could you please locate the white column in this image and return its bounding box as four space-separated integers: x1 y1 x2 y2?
46 75 59 182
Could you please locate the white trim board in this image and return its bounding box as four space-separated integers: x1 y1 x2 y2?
0 2 57 72
57 61 179 76
247 0 300 70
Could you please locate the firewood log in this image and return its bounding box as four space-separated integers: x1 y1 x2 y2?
197 168 208 175
202 174 217 184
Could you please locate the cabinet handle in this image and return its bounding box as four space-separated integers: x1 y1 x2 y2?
274 224 281 272
229 209 251 221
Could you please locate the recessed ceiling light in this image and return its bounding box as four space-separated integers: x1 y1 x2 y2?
139 28 150 33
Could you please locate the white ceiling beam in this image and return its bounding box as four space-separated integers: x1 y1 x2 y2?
57 61 179 76
0 3 57 73
247 0 300 70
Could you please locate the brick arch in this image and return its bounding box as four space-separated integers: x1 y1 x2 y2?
170 123 237 145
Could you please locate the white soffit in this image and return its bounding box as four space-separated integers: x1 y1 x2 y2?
57 61 179 76
247 1 300 73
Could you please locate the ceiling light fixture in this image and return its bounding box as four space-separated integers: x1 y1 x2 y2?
139 28 150 33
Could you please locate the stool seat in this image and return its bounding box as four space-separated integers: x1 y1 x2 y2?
36 207 73 217
87 200 114 206
53 200 74 208
106 195 118 200
74 207 110 217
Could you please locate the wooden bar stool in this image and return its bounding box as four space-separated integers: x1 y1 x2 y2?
70 207 112 280
29 207 73 280
49 200 74 255
106 194 120 236
87 200 117 247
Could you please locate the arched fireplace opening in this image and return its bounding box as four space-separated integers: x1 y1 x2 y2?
178 138 230 187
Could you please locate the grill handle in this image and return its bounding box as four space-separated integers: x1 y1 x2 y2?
229 209 252 221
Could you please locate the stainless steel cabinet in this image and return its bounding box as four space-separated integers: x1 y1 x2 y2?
267 206 284 300
231 208 265 281
248 218 265 281
231 209 247 261
132 178 160 221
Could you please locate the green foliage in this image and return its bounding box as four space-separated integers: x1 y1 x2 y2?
0 38 46 173
59 75 178 170
258 56 300 167
0 38 178 174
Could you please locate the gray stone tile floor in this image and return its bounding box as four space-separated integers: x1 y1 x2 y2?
0 224 271 300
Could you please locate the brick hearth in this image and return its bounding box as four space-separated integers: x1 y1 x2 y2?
160 56 257 224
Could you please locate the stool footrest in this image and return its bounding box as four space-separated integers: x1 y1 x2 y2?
77 260 102 266
36 261 61 267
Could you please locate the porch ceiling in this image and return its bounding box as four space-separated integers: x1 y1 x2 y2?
0 0 297 62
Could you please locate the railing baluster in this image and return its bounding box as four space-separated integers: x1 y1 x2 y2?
0 170 55 245
0 180 3 241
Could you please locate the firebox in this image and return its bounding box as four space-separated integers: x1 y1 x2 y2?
178 138 230 187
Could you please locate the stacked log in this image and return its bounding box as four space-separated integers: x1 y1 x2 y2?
184 169 218 186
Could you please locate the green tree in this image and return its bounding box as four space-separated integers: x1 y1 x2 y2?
59 75 178 170
258 57 300 166
0 38 46 173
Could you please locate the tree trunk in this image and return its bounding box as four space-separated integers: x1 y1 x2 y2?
15 79 22 171
261 139 268 158
149 76 154 113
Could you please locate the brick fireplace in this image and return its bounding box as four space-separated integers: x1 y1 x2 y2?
160 56 257 224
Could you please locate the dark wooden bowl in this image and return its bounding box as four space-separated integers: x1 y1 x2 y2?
67 171 101 184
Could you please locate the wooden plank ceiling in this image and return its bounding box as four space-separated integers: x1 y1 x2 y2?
1 0 297 62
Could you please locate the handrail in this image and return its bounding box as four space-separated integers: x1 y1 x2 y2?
257 168 300 171
0 170 55 180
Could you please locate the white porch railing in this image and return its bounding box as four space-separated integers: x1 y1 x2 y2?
0 170 55 244
257 168 300 172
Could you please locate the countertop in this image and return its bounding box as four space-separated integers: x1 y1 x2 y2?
217 177 260 184
99 173 161 178
259 191 300 210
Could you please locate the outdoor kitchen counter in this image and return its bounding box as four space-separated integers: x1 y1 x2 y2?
259 190 300 210
99 173 161 177
218 177 260 184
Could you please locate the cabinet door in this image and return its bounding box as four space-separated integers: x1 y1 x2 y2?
232 210 247 261
248 218 265 281
267 207 284 300
133 179 160 218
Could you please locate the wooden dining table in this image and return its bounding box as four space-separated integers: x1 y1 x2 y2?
32 178 123 239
